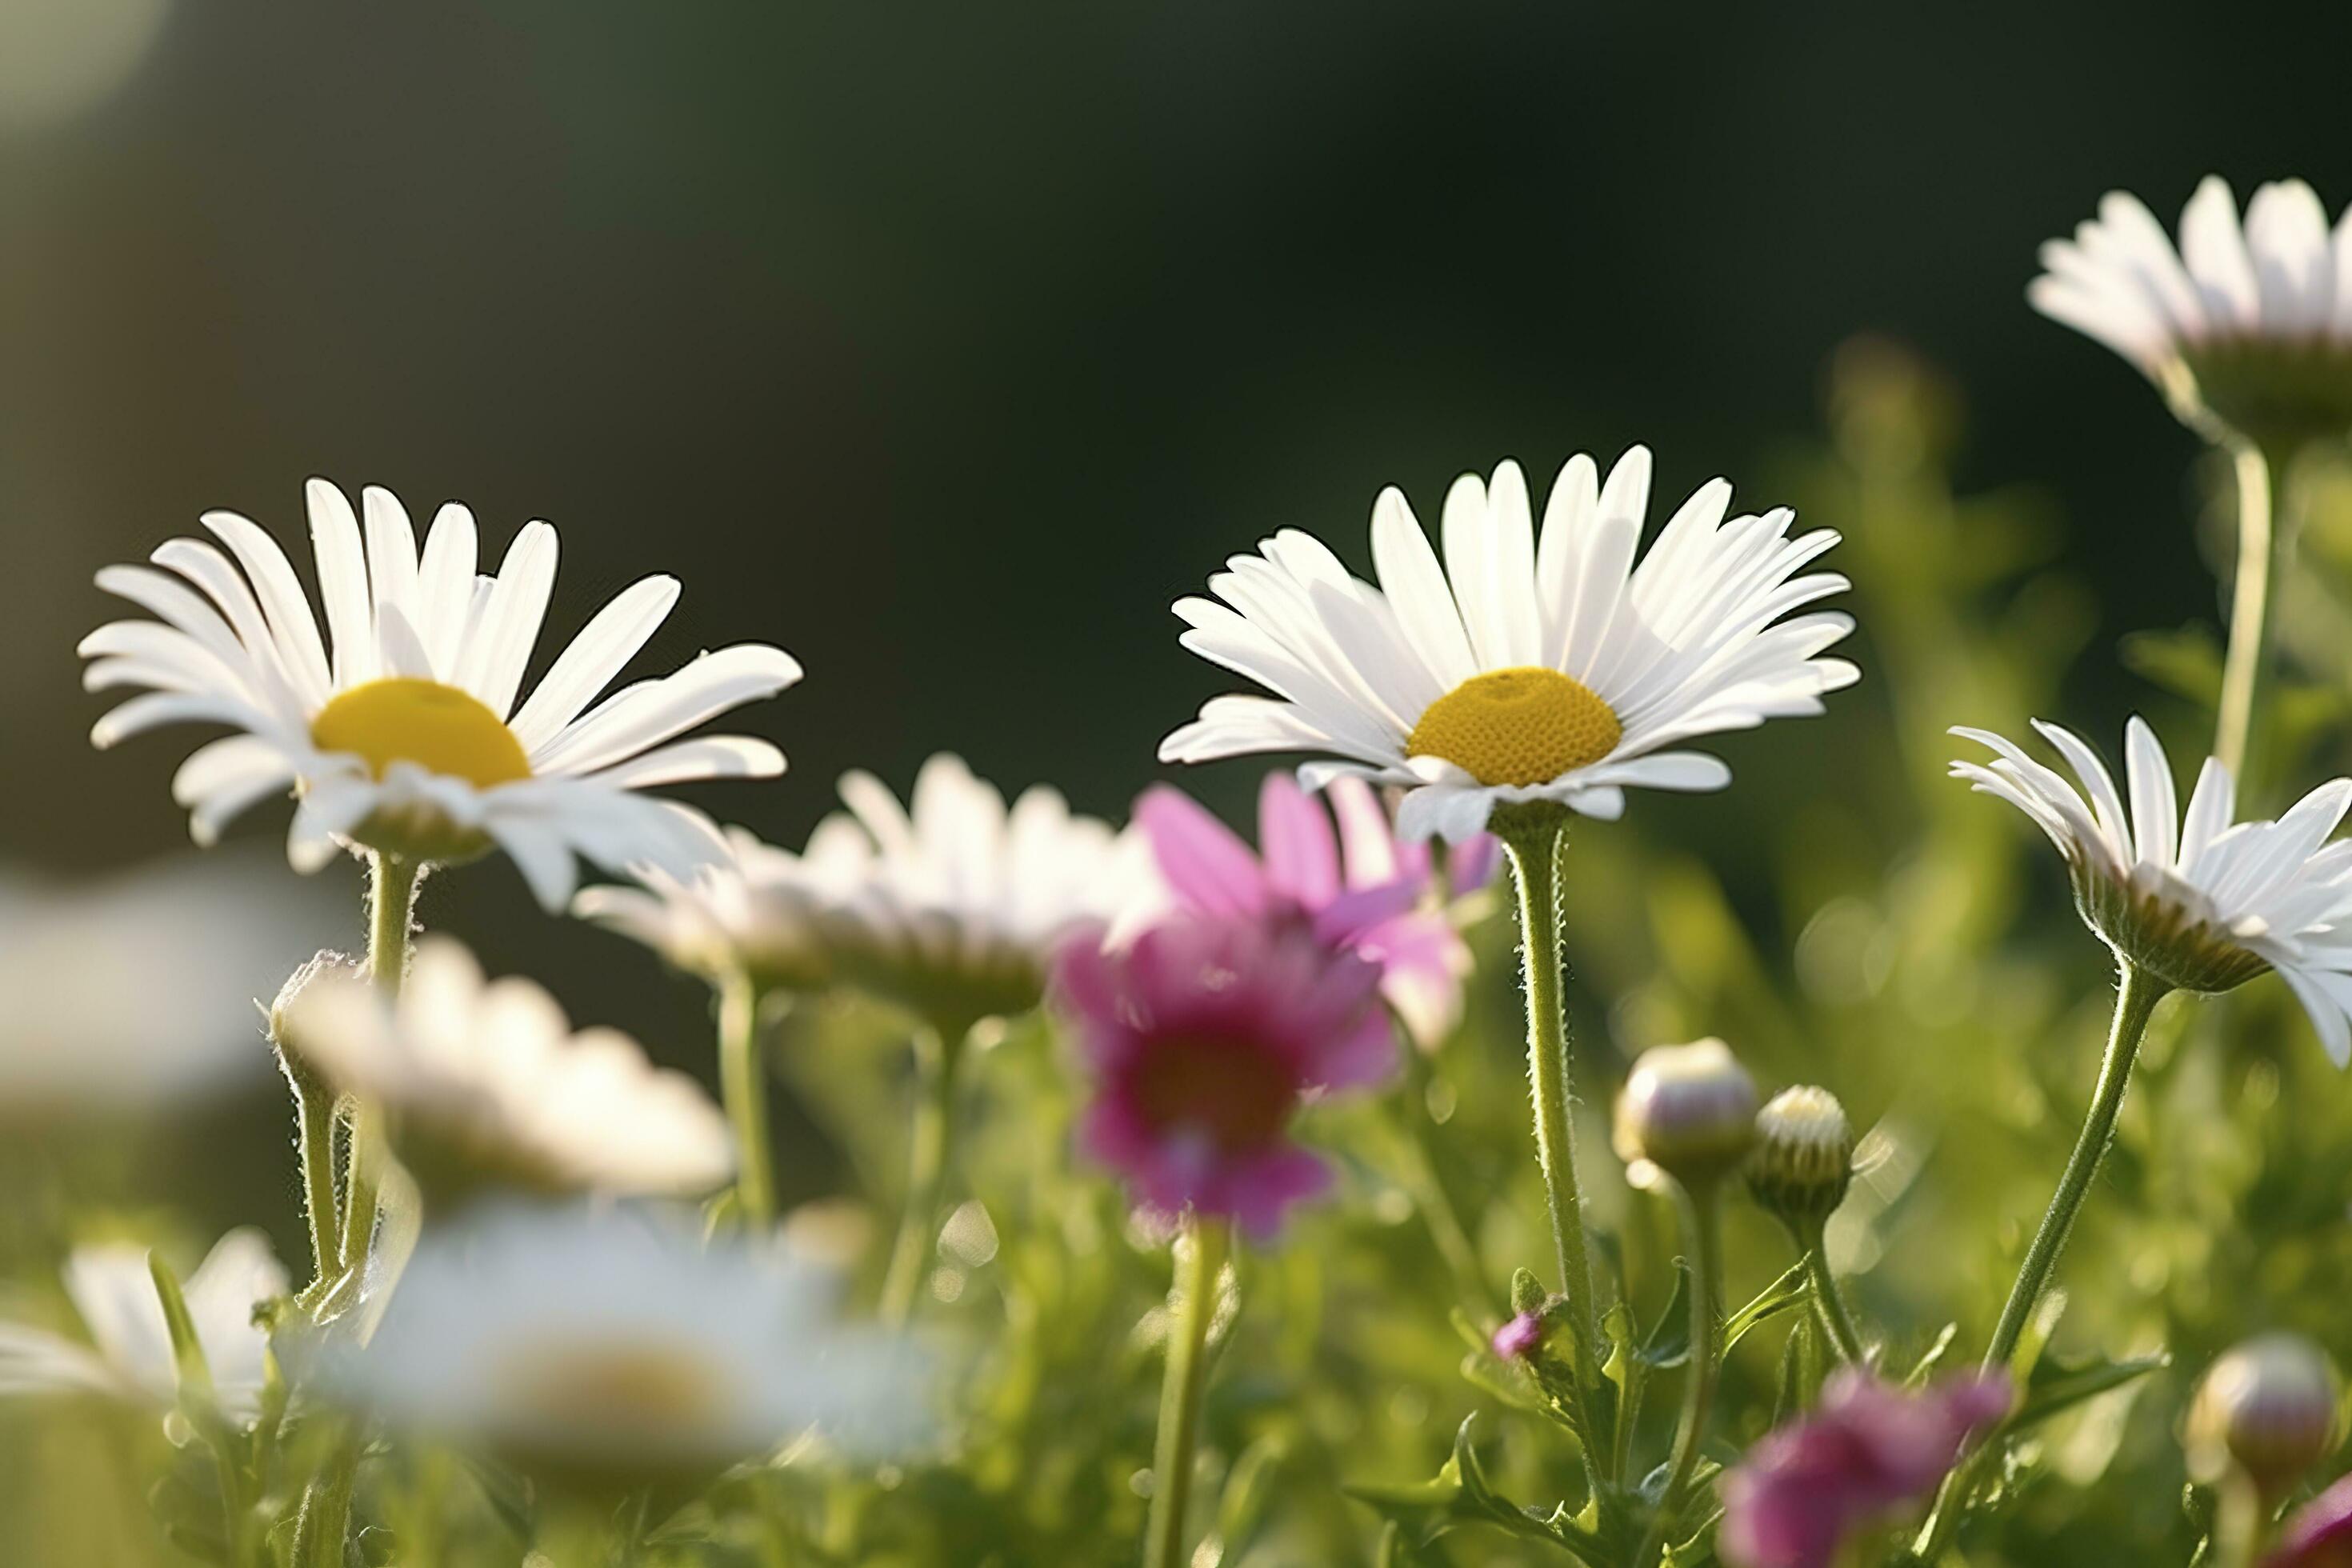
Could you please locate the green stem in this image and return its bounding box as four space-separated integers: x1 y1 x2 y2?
1143 1217 1230 1568
339 853 421 1274
1910 962 2168 1562
2214 442 2288 794
1797 1217 1865 1366
2213 1472 2267 1568
272 1042 341 1302
878 1024 962 1326
289 1430 358 1568
1638 1182 1724 1568
1495 814 1603 1402
719 971 777 1230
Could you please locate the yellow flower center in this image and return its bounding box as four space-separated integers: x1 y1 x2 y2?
496 1340 728 1434
1406 666 1621 788
309 678 531 788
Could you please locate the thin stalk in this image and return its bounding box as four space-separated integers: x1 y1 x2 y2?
340 853 421 1274
1143 1217 1230 1568
272 1043 341 1301
718 971 777 1230
878 1023 962 1325
1638 1182 1724 1568
1910 962 2168 1561
2212 1472 2267 1568
289 1432 358 1568
1496 816 1602 1398
1796 1216 1865 1366
2214 442 2288 794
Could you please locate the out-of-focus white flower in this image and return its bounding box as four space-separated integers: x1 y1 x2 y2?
0 848 348 1115
82 478 799 909
573 826 834 994
0 1230 285 1418
799 754 1163 1030
1954 717 2352 1058
2030 178 2352 450
312 1203 931 1477
1159 449 1855 842
282 938 734 1207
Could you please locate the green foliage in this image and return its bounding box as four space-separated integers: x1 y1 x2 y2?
10 345 2352 1566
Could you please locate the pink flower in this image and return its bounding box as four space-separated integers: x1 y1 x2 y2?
1718 1370 2011 1568
1492 1313 1546 1360
1134 774 1494 1046
2272 1474 2352 1566
1054 913 1397 1238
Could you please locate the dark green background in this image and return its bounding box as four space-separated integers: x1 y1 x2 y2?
4 2 2347 1208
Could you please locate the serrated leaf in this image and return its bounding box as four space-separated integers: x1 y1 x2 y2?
2006 1351 2169 1434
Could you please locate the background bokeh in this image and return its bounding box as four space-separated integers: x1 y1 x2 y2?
10 10 2352 1561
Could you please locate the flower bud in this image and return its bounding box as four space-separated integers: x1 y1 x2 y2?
1491 1312 1546 1361
266 950 359 1090
2186 1334 2339 1500
1746 1085 1856 1229
1614 1039 1759 1190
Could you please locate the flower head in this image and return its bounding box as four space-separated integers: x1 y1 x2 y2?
1159 448 1857 842
1952 717 2352 1054
308 1203 929 1483
1718 1370 2011 1568
2271 1472 2352 1567
1055 914 1396 1238
281 938 734 1208
803 754 1162 1032
574 825 835 995
1614 1039 1761 1190
2031 178 2352 451
0 1230 285 1418
82 478 799 909
2188 1334 2339 1501
1135 773 1491 1046
1746 1085 1857 1229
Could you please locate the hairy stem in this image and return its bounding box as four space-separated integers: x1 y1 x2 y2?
1911 962 2167 1561
1496 814 1603 1405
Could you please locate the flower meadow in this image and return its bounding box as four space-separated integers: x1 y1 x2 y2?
14 175 2352 1568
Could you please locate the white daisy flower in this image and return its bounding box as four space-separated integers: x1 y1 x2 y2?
572 825 835 995
280 937 734 1207
81 478 801 910
1159 448 1858 842
2030 177 2352 449
802 753 1164 1030
312 1202 930 1476
0 1230 286 1418
0 848 347 1115
1952 717 2352 1059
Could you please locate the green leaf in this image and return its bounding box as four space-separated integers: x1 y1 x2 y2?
147 1250 214 1403
1345 1416 1600 1562
1903 1323 1959 1387
1774 1314 1826 1423
1638 1262 1694 1370
1724 1258 1810 1354
2006 1350 2170 1435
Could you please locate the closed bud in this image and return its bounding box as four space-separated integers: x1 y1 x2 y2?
2187 1334 2339 1500
1746 1085 1856 1228
1614 1039 1759 1190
